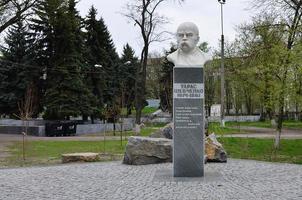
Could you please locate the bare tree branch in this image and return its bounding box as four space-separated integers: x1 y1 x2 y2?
121 0 184 124
0 0 36 34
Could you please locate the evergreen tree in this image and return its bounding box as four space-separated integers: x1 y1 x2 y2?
120 44 138 116
33 0 96 119
84 6 120 120
0 19 40 116
97 17 120 108
83 6 106 118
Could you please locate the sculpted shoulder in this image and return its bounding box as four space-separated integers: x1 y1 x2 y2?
167 48 209 67
167 50 179 64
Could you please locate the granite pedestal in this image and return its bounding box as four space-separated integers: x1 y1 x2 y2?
173 66 204 177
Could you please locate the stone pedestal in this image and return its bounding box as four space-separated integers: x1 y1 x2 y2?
173 66 204 177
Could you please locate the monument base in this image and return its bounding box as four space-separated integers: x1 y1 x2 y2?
153 169 221 182
173 67 204 177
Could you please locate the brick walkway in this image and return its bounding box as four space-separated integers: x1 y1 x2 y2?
0 159 302 200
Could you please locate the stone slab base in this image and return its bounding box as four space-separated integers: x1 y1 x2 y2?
153 168 222 182
62 152 100 163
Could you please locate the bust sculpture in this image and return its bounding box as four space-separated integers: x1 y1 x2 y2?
167 22 207 66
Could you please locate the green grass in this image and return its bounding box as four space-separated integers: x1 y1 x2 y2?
226 121 272 128
5 140 127 167
143 122 167 128
219 137 302 164
3 136 302 168
121 107 159 116
119 123 166 137
2 123 167 167
100 122 167 137
140 127 158 136
140 122 167 136
226 120 302 129
208 122 244 135
283 120 302 129
142 107 159 114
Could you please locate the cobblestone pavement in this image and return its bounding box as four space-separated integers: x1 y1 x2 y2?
0 159 302 200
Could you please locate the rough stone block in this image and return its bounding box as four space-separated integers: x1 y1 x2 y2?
205 134 227 162
62 152 100 163
123 136 172 165
149 123 173 139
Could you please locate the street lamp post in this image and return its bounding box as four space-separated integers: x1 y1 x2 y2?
218 0 226 127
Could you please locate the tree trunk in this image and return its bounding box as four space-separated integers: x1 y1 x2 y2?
275 78 286 149
83 115 88 121
91 115 94 124
127 105 132 117
135 77 142 124
135 44 148 124
274 129 281 149
113 120 116 136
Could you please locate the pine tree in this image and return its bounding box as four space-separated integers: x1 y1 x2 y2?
84 6 120 120
120 44 138 116
32 0 96 119
83 6 106 118
0 19 40 116
98 17 120 108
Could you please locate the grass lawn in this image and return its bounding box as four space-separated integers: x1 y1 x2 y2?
219 137 302 164
283 120 302 129
144 122 168 128
5 140 128 167
101 122 167 137
208 122 245 135
139 122 167 136
3 121 302 168
141 107 159 114
5 137 302 167
226 120 302 129
3 137 302 167
121 107 159 116
2 123 167 167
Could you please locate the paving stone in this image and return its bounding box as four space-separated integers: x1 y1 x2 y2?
0 159 301 200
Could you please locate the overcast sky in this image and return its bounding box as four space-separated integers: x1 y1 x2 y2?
77 0 255 56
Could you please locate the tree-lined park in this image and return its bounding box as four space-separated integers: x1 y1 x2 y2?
1 1 302 199
0 0 301 167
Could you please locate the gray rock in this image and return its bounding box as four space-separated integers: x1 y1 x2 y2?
149 123 173 139
61 152 100 163
124 132 226 165
123 136 172 165
148 130 166 138
205 133 227 163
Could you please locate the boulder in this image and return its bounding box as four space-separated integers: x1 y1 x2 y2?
133 123 145 135
123 136 172 165
149 123 173 139
124 133 227 165
62 152 100 163
205 133 227 162
149 109 162 119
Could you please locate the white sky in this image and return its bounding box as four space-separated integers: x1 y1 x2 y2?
77 0 255 56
